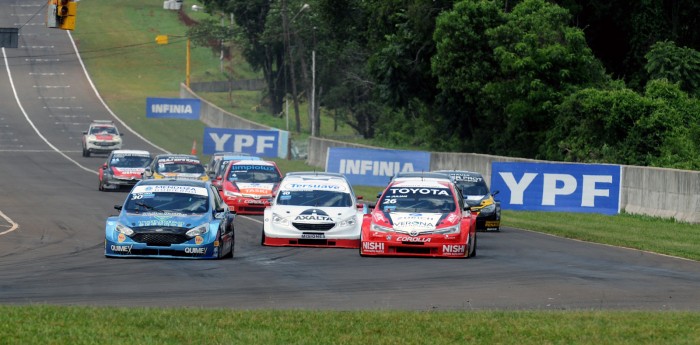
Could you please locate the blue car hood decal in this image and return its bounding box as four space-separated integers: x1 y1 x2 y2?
120 212 209 228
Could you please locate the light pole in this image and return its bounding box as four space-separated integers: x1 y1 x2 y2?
282 2 309 133
310 24 317 137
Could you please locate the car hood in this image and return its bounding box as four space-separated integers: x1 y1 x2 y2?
112 167 145 178
119 212 208 228
464 195 487 207
236 182 275 196
158 172 205 180
90 134 119 141
387 212 446 231
273 205 357 223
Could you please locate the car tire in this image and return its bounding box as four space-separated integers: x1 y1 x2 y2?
82 146 88 157
260 226 266 246
359 233 366 257
223 225 234 259
98 179 104 191
85 149 91 157
469 234 477 258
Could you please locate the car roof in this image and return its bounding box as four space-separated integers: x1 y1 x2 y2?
391 171 454 183
231 159 276 166
154 154 200 160
279 172 352 192
221 155 261 161
434 170 486 183
110 149 150 156
138 179 209 188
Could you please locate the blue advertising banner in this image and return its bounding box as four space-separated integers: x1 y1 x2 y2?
491 162 621 215
146 97 201 120
325 147 431 187
203 127 288 158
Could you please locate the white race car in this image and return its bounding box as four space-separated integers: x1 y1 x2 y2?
262 172 364 248
82 120 123 157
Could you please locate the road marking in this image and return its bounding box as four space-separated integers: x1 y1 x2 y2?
0 210 18 236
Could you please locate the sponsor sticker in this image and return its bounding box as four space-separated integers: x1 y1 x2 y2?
362 241 385 252
195 236 204 245
301 233 325 239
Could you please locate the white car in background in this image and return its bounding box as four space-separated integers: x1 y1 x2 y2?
262 172 364 248
82 120 123 157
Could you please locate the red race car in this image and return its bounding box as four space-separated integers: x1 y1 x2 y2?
220 160 282 215
98 150 152 191
359 175 478 258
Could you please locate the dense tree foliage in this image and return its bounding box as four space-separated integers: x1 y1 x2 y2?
192 0 700 170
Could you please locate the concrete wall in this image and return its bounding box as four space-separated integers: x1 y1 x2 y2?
307 136 700 223
180 83 271 130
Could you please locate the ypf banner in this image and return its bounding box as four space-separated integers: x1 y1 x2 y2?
491 162 621 215
325 147 431 186
203 127 289 158
146 97 201 120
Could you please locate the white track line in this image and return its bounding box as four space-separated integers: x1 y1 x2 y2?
0 210 19 235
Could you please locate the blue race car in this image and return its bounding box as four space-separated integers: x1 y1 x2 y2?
105 179 235 259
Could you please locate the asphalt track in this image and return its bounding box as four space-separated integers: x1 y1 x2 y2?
1 0 700 311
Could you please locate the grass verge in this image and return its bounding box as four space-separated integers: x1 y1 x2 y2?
1 306 700 345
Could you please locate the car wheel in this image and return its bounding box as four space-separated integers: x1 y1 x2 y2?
85 149 91 157
98 179 104 191
260 226 266 246
223 225 234 258
469 234 477 258
82 146 88 157
359 233 366 257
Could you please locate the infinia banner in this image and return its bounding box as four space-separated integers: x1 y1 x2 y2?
326 147 431 186
491 162 621 215
146 97 201 120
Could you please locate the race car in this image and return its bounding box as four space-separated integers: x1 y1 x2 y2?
104 179 235 259
220 160 282 215
434 170 501 231
98 150 152 191
205 152 252 175
209 155 261 190
142 154 209 181
359 177 477 258
82 120 123 157
262 172 363 248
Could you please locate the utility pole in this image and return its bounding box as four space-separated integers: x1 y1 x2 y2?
282 0 302 133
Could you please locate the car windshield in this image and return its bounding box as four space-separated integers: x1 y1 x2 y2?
228 166 281 183
455 181 489 196
91 126 117 135
111 155 151 168
379 186 456 213
276 190 353 207
156 161 205 174
124 192 209 214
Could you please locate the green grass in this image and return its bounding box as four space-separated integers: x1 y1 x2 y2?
33 1 700 343
1 306 699 345
503 211 700 261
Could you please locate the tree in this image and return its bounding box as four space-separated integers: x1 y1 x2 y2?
484 0 608 158
431 0 504 151
645 40 700 96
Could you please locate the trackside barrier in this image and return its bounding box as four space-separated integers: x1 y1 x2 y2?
179 82 699 224
307 136 700 224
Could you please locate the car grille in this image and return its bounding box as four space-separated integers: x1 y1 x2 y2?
131 227 189 246
292 222 335 231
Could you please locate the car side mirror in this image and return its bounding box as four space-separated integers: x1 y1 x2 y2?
82 131 88 135
102 163 108 169
143 168 153 177
492 190 500 197
114 205 123 211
